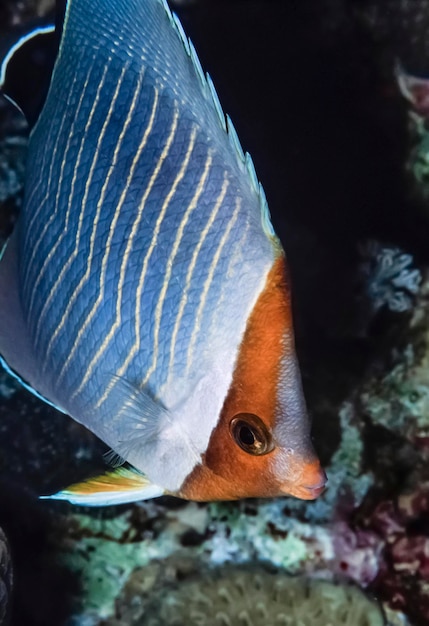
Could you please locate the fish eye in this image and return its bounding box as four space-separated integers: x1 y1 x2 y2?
230 413 273 456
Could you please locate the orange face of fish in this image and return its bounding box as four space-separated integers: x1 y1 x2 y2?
180 255 326 501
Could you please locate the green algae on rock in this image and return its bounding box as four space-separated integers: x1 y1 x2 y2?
360 272 429 450
142 568 385 626
56 501 334 621
56 506 186 619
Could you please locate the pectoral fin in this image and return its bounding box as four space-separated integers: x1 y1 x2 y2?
41 466 165 506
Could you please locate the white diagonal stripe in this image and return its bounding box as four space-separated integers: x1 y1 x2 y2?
33 60 111 347
92 130 201 414
209 216 251 339
54 69 145 388
140 151 213 389
23 66 91 300
23 71 78 253
166 172 229 380
43 63 129 371
70 93 177 404
186 196 241 372
113 125 198 379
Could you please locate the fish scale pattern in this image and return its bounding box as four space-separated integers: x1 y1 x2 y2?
12 0 278 487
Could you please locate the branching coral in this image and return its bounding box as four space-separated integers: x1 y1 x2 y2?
359 240 421 313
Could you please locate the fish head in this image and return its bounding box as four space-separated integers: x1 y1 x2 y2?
179 254 326 501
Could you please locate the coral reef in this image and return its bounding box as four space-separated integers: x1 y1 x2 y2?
142 568 385 626
359 240 421 314
0 101 26 243
0 527 12 626
359 274 429 450
0 133 26 206
50 501 334 621
1 0 429 625
358 482 429 626
394 65 429 210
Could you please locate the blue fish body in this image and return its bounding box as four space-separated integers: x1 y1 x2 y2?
0 0 326 503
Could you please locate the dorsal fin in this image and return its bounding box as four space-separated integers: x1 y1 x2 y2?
155 0 275 238
159 0 275 237
60 0 275 240
0 24 57 126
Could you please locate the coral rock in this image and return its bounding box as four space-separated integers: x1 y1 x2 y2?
0 528 12 626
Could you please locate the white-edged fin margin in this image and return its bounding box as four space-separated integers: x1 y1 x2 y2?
0 25 55 113
226 114 245 163
0 354 65 414
172 12 190 56
188 39 205 87
156 0 277 239
258 182 275 237
207 73 226 132
159 0 174 23
41 466 164 506
245 151 258 194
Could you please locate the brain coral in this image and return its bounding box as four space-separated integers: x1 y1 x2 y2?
143 567 385 626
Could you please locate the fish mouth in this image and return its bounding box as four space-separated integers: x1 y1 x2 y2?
288 481 327 500
280 461 328 500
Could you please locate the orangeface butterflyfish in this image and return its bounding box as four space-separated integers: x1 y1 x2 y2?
0 0 327 505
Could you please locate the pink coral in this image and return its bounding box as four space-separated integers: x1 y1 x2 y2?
396 63 429 117
332 521 384 585
359 482 429 625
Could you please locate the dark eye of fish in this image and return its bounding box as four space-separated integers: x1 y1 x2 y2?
230 414 273 456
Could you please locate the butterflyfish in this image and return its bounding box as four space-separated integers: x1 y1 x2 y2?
0 0 327 505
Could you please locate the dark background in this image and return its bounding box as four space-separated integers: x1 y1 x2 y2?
1 1 429 624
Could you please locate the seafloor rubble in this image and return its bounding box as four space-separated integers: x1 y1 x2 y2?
1 0 429 625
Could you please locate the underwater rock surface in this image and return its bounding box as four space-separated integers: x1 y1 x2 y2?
141 567 385 626
0 527 12 626
2 0 429 625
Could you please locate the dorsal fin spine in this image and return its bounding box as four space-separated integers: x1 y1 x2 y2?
156 0 274 236
172 12 191 55
258 182 275 237
159 0 173 23
188 39 206 87
226 114 245 163
207 73 226 132
245 151 259 194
